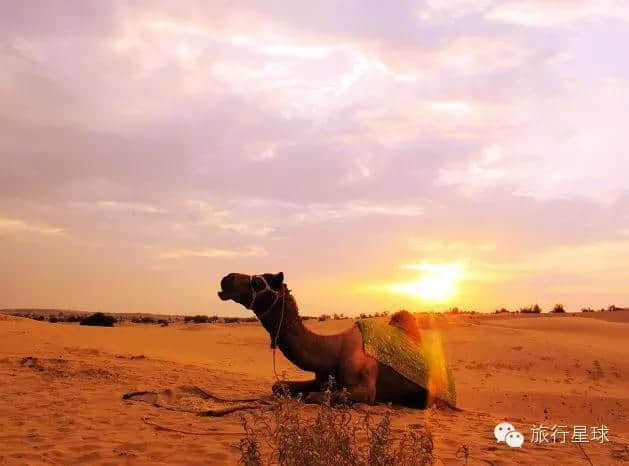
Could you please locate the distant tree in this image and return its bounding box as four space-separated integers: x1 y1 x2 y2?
48 316 59 323
551 304 566 313
581 307 594 313
223 317 240 324
80 312 116 327
495 308 509 314
192 315 210 323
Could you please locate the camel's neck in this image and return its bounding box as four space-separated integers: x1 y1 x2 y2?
258 290 343 375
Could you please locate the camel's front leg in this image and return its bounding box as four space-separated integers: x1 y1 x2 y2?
272 379 321 397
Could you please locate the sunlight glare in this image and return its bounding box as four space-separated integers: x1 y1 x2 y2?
389 262 463 302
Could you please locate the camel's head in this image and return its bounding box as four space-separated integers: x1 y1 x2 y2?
218 272 285 315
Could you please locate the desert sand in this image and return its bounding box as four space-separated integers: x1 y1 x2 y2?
0 311 627 465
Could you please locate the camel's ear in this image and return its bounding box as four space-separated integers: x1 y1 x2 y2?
270 272 284 289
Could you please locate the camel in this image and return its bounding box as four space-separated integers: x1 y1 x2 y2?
218 271 432 407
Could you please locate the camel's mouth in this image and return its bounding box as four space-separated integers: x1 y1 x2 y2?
218 284 243 301
217 289 237 301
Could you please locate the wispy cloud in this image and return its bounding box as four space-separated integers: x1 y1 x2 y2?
159 246 267 260
0 217 66 236
485 1 629 28
185 200 275 237
295 202 424 224
71 201 167 214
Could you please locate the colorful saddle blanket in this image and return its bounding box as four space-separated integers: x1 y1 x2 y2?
355 319 456 407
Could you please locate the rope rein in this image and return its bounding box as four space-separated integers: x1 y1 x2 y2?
271 291 285 382
246 275 286 382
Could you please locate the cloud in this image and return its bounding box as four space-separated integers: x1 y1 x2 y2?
485 0 629 28
71 201 166 214
160 246 267 260
297 202 425 223
0 217 65 236
185 200 275 237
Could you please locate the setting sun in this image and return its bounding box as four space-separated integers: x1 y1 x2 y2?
388 263 463 302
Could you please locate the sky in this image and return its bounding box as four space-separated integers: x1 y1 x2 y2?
1 0 628 316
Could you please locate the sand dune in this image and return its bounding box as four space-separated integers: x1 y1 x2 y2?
0 312 627 464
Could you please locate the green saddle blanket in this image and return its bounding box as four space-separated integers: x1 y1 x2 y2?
355 319 456 407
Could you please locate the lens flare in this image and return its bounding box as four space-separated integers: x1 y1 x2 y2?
388 262 462 302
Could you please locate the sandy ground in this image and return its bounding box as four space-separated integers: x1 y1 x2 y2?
0 312 627 465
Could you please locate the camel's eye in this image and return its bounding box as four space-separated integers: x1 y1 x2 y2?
252 276 265 291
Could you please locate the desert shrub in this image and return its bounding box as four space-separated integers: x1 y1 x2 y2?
224 317 240 324
192 315 210 323
495 308 509 314
48 316 59 323
318 314 331 322
80 312 116 327
136 316 156 324
242 316 258 323
65 315 81 322
520 304 542 314
581 307 594 313
551 304 566 313
238 391 434 466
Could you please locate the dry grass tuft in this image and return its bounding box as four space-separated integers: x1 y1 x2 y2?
238 390 434 466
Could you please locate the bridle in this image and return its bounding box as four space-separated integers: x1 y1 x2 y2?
247 275 286 354
246 275 281 314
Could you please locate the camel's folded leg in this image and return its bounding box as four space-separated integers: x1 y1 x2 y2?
272 379 321 397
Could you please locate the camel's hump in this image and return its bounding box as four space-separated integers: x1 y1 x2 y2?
388 310 421 343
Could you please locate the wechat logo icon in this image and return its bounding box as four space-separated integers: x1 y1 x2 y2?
494 422 524 448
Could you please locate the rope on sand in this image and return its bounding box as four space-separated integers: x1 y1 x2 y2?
123 387 274 418
577 443 594 466
141 416 243 435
